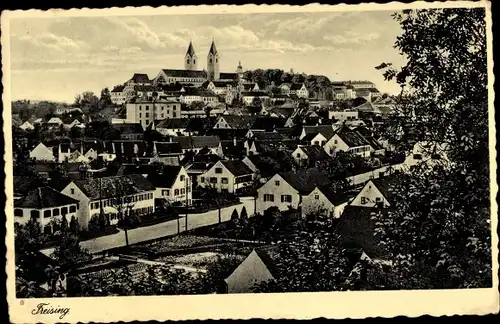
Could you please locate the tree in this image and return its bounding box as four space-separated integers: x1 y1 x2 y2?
69 216 80 235
99 88 112 109
190 101 206 111
240 206 248 220
362 8 491 289
51 233 90 273
14 219 46 282
230 209 239 222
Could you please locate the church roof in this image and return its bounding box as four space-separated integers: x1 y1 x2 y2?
209 40 218 55
161 69 207 78
186 41 196 56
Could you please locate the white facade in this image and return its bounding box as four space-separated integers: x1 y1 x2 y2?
329 110 359 121
242 94 270 105
290 84 309 98
14 203 79 234
29 143 55 162
256 174 300 214
224 250 275 294
350 180 390 208
19 121 35 131
126 100 181 128
323 133 372 158
111 90 126 105
198 161 254 193
155 167 192 206
302 187 348 219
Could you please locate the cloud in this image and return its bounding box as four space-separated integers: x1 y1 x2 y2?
16 33 88 52
323 31 381 45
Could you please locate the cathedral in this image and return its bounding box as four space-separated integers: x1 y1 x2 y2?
153 39 242 86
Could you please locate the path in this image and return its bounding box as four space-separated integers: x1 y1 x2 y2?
40 197 255 256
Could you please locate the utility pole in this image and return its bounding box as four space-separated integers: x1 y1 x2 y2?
185 176 189 232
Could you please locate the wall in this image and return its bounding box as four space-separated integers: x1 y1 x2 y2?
14 204 78 232
225 250 275 294
256 174 300 213
350 180 390 208
61 182 91 229
198 161 236 193
30 144 55 162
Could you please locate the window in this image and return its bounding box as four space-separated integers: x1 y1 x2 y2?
263 194 274 202
70 188 75 195
44 210 51 218
30 210 40 219
200 177 205 183
413 154 422 160
146 106 150 110
187 59 190 64
281 195 292 203
375 197 382 202
167 110 170 114
313 141 319 145
44 225 52 235
161 114 164 118
61 207 68 215
215 167 223 174
53 208 60 216
314 194 320 200
14 209 23 217
145 120 149 125
334 140 338 144
297 153 301 158
162 190 170 196
174 189 179 195
181 188 185 195
275 180 280 186
173 112 177 118
210 177 217 184
146 113 150 118
361 197 367 205
221 177 228 184
180 175 185 181
139 113 142 118
139 106 142 110
210 58 212 63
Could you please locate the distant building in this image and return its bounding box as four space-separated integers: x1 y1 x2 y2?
198 160 254 193
110 85 126 105
126 99 181 128
29 142 56 162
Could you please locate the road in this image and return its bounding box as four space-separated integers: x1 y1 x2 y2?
41 197 256 256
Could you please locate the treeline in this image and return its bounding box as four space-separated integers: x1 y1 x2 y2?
242 68 334 100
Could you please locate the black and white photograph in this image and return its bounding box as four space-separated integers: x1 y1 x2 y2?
3 1 498 322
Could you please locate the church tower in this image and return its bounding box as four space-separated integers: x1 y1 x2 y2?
236 61 243 80
184 41 197 70
207 39 220 81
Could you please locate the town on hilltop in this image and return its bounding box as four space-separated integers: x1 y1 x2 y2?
12 13 491 299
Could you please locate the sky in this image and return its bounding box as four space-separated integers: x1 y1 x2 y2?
8 10 407 103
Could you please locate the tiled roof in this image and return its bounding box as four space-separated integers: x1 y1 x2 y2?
146 165 182 188
14 186 79 209
279 168 330 194
162 69 207 78
130 73 150 84
133 85 158 92
290 83 305 90
316 185 351 206
207 128 249 140
156 118 190 129
370 175 407 204
112 123 144 134
220 140 246 158
338 131 371 148
221 160 253 177
209 40 218 55
301 145 330 161
154 142 183 155
254 245 282 279
173 136 221 149
251 131 286 142
335 205 389 259
303 125 335 140
185 117 218 132
251 117 286 131
243 83 257 91
220 115 258 129
111 85 125 93
73 174 155 200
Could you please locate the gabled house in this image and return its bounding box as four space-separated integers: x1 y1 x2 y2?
14 186 80 235
19 121 35 131
213 115 257 130
14 176 49 200
60 174 156 229
299 125 336 142
46 117 63 126
242 83 260 92
224 246 280 293
292 145 330 167
289 83 309 98
29 142 56 162
349 175 405 208
99 140 149 163
241 91 270 106
111 123 144 140
198 160 254 193
302 185 350 219
278 83 292 95
256 168 329 213
111 85 126 105
155 118 190 136
152 141 183 165
172 136 221 155
323 131 372 157
217 139 246 160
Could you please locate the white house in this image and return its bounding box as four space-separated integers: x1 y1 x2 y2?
302 186 350 219
29 142 55 162
256 168 330 214
323 131 372 157
224 247 279 293
198 160 254 194
146 165 192 206
14 187 80 235
329 110 359 121
60 175 156 229
290 83 309 98
349 175 404 208
19 121 35 131
46 117 63 126
241 92 270 105
111 85 126 105
154 118 190 136
278 83 292 95
292 145 330 167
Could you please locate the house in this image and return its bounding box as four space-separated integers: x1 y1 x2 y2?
198 160 254 194
111 123 144 140
302 185 350 219
126 98 182 128
329 109 359 121
256 168 329 213
353 101 382 114
99 140 149 163
119 164 192 206
154 118 190 136
152 141 183 165
111 85 126 105
355 88 381 102
299 125 336 142
217 139 246 159
13 176 49 200
403 141 451 169
350 175 405 208
224 246 280 293
323 131 372 157
126 73 152 86
292 145 330 167
278 83 292 95
289 83 309 98
60 174 156 229
148 165 192 206
178 87 219 106
213 115 258 130
46 117 63 126
241 91 270 105
153 69 208 87
29 142 56 162
172 136 221 155
14 187 80 235
19 121 35 131
242 83 260 92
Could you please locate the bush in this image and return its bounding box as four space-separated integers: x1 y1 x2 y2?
240 206 248 220
230 209 239 221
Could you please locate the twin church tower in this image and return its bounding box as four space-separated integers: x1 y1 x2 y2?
184 39 220 81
